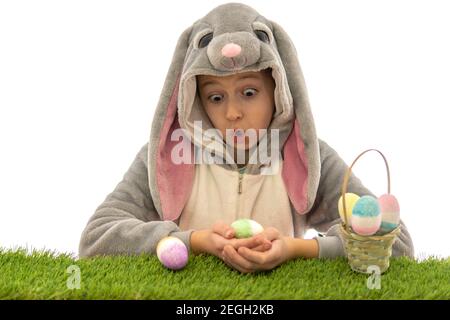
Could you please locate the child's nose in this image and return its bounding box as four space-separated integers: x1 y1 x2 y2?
226 104 243 121
221 43 242 58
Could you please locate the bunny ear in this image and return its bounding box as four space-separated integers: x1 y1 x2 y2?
148 25 195 221
271 21 321 215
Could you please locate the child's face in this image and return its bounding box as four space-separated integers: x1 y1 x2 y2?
197 69 275 150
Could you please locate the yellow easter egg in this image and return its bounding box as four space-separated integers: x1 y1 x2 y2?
338 193 360 226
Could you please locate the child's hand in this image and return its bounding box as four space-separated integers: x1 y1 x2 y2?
221 227 291 273
190 221 272 258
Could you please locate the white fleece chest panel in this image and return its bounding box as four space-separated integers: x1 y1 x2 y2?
178 160 294 237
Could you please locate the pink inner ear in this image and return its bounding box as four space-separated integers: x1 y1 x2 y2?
282 119 309 215
156 75 195 221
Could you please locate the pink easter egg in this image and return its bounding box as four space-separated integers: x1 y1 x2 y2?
378 194 400 213
156 236 188 270
378 194 400 234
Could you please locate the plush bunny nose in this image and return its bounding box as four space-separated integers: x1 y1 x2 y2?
221 43 242 58
208 32 259 71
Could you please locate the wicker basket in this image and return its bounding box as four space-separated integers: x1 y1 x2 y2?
340 149 400 274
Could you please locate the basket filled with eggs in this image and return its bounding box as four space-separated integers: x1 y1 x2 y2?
339 149 400 274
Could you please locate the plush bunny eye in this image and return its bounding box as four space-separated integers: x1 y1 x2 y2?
255 30 270 43
198 33 213 48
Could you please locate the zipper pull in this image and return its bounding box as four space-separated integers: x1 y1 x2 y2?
238 172 243 194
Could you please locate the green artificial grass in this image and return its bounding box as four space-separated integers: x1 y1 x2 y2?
0 248 448 299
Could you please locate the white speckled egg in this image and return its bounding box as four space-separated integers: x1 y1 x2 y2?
231 219 264 238
351 195 382 236
156 236 188 270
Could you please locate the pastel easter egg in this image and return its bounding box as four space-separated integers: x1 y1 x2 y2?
338 193 360 227
351 195 381 236
378 194 400 234
231 219 264 238
156 236 188 270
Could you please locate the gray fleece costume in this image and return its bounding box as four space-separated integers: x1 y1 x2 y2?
79 3 414 259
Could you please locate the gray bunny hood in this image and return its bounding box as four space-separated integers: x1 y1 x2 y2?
148 3 321 222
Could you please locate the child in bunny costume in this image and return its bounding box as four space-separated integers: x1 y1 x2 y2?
79 3 414 273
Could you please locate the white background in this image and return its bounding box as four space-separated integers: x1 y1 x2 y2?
1 0 449 258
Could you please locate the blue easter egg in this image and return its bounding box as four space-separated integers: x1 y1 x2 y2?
352 195 380 217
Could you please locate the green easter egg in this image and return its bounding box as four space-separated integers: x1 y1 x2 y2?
231 219 264 239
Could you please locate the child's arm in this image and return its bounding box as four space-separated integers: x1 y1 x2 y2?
284 237 319 259
78 143 193 258
307 139 415 259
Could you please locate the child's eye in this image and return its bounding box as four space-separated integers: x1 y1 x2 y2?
208 94 223 103
243 88 257 97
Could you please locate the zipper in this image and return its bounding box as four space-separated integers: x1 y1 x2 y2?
238 172 243 194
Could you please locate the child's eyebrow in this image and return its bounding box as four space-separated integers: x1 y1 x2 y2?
200 75 262 88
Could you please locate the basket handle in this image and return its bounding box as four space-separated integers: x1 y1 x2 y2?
341 149 391 232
